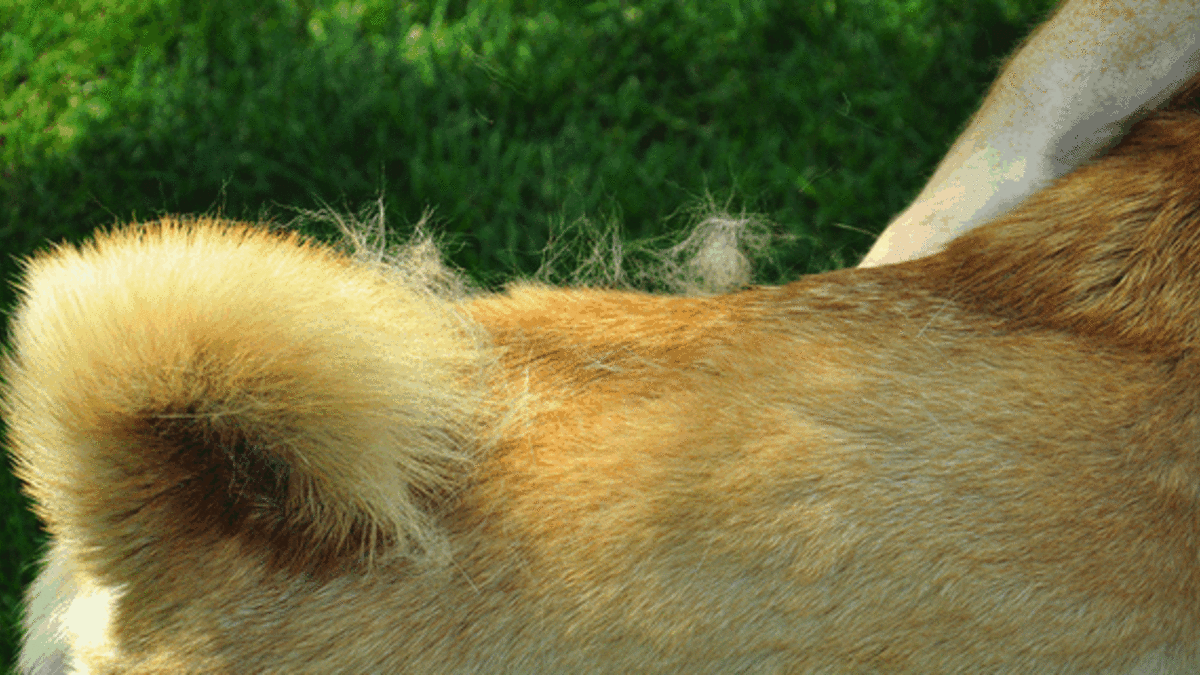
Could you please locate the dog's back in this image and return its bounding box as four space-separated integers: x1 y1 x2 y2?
10 112 1200 674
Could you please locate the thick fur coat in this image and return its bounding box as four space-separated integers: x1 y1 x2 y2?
8 112 1200 674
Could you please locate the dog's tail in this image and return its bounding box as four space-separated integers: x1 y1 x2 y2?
2 218 491 580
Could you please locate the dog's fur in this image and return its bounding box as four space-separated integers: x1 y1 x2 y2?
6 109 1200 674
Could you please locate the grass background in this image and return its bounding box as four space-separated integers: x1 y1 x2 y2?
0 0 1060 669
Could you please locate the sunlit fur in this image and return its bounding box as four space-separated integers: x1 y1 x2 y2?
9 112 1200 674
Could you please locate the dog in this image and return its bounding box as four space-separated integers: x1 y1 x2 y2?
12 0 1200 669
8 107 1200 673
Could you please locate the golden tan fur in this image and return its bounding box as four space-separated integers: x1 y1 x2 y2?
9 112 1200 674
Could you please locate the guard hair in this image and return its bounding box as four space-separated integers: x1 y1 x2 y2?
288 195 781 297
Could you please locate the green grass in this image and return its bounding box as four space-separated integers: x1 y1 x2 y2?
0 0 1059 670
